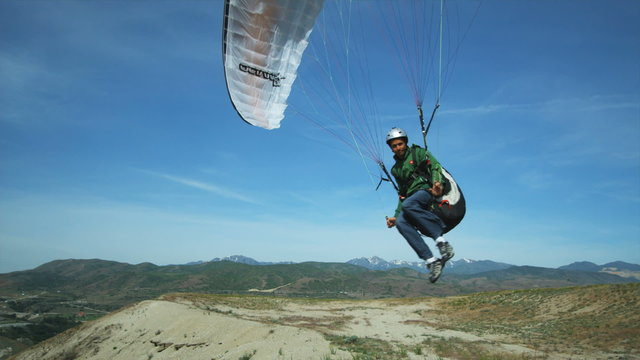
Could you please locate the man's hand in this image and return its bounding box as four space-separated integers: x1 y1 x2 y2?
386 216 396 228
428 181 443 197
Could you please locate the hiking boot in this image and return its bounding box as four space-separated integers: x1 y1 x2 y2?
437 241 455 265
426 259 443 284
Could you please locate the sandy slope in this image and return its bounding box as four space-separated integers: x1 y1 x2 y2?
9 296 527 360
10 293 637 360
11 299 351 360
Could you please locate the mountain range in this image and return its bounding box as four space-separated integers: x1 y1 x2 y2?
200 255 640 278
345 256 514 274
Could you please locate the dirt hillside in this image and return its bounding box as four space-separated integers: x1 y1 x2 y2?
10 284 639 360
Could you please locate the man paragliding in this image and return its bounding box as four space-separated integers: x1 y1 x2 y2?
384 127 463 284
222 1 469 284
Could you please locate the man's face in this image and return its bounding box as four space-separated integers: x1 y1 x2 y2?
388 138 408 158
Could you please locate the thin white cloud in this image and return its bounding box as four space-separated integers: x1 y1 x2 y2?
541 95 639 113
440 103 534 116
441 94 639 117
0 1 216 127
517 170 554 190
0 54 67 126
142 170 261 205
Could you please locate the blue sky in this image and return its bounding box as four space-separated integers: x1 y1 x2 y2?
1 0 639 273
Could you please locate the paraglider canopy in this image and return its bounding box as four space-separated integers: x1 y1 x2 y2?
222 0 324 130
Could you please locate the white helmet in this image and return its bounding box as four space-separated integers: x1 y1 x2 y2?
386 127 408 143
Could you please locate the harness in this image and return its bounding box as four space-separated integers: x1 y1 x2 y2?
409 145 432 186
407 146 451 201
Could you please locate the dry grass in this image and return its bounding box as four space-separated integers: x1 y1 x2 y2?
420 336 550 360
161 293 289 311
432 283 640 356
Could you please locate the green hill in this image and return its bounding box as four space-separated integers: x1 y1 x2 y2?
1 259 635 306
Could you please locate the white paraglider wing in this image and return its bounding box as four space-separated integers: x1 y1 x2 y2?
223 0 324 130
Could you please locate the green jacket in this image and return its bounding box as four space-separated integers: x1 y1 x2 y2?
392 144 443 217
